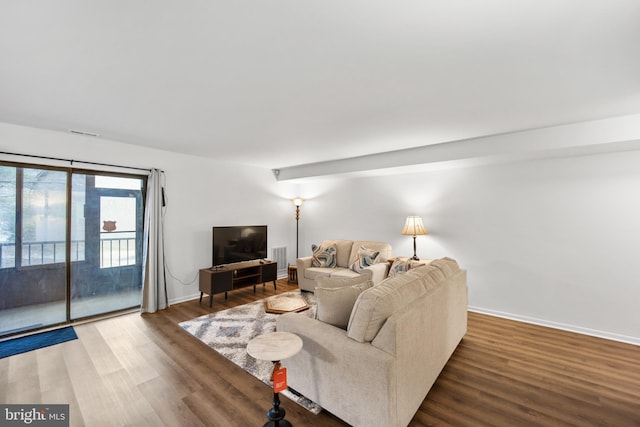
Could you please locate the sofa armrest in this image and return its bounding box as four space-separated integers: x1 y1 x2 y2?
277 313 396 427
296 256 316 291
296 256 312 272
363 262 390 285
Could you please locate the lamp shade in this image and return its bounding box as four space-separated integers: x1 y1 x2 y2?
292 198 304 206
401 216 428 236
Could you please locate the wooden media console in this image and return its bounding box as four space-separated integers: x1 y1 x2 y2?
198 260 278 307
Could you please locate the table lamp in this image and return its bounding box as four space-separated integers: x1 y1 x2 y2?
401 216 428 260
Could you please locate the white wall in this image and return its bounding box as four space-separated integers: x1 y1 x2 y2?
3 121 638 345
295 150 640 345
0 122 300 304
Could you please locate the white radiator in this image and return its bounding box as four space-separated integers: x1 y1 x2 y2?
271 246 288 278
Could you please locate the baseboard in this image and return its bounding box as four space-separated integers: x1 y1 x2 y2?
170 276 290 306
169 293 201 305
468 306 640 347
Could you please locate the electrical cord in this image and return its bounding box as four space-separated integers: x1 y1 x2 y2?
157 173 198 287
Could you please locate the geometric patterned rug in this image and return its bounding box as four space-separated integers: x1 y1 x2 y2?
179 290 322 414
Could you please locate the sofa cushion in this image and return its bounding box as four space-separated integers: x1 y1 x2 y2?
320 239 354 268
316 274 370 289
331 269 363 279
430 257 459 276
304 267 337 281
311 243 337 268
403 259 460 295
347 271 427 342
315 280 373 329
388 257 411 278
387 257 434 278
350 246 380 273
348 241 391 266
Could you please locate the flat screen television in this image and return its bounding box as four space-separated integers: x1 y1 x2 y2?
212 225 267 267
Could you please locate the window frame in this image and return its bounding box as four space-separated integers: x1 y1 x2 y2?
0 160 147 272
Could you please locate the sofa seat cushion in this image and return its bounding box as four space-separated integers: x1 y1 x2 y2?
347 271 427 343
329 268 362 279
305 267 365 282
304 267 338 280
316 274 370 289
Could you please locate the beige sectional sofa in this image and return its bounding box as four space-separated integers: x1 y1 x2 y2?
277 257 467 427
296 239 393 291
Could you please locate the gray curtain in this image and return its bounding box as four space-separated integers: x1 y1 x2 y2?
141 168 168 313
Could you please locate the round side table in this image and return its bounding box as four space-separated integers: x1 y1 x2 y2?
247 331 303 427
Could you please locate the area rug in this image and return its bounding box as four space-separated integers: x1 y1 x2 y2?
0 326 78 359
179 290 322 414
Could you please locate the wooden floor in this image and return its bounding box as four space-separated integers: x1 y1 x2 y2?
1 279 638 426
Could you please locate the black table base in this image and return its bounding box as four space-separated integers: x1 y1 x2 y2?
263 390 292 427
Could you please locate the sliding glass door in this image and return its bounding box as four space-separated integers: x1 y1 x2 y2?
0 166 68 335
70 173 144 319
0 162 145 338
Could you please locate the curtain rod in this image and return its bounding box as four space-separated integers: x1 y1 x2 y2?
0 151 163 173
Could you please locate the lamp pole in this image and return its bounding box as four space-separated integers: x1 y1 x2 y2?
411 234 418 260
295 205 300 258
292 198 304 258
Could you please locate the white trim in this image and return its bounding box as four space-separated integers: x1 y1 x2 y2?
169 293 201 305
169 279 290 306
468 306 640 347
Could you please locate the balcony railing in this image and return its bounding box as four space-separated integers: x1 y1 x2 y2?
0 233 137 269
99 232 137 268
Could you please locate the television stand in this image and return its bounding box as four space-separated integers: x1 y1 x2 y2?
199 260 278 307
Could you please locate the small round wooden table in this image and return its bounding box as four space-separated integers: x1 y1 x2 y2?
247 331 303 427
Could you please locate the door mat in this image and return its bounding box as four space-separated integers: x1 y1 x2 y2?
0 326 78 359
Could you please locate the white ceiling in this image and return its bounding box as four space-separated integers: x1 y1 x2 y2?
1 1 639 170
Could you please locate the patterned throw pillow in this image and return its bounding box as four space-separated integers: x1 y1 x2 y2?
350 246 380 273
311 243 337 268
388 257 411 278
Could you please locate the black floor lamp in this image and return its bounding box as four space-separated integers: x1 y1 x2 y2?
292 198 304 258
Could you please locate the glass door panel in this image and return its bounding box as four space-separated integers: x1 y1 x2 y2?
0 166 67 336
100 196 137 268
70 173 144 319
0 166 17 269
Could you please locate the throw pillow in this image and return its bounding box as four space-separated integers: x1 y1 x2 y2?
316 274 370 289
311 243 337 268
315 280 373 329
349 246 380 273
388 257 411 278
